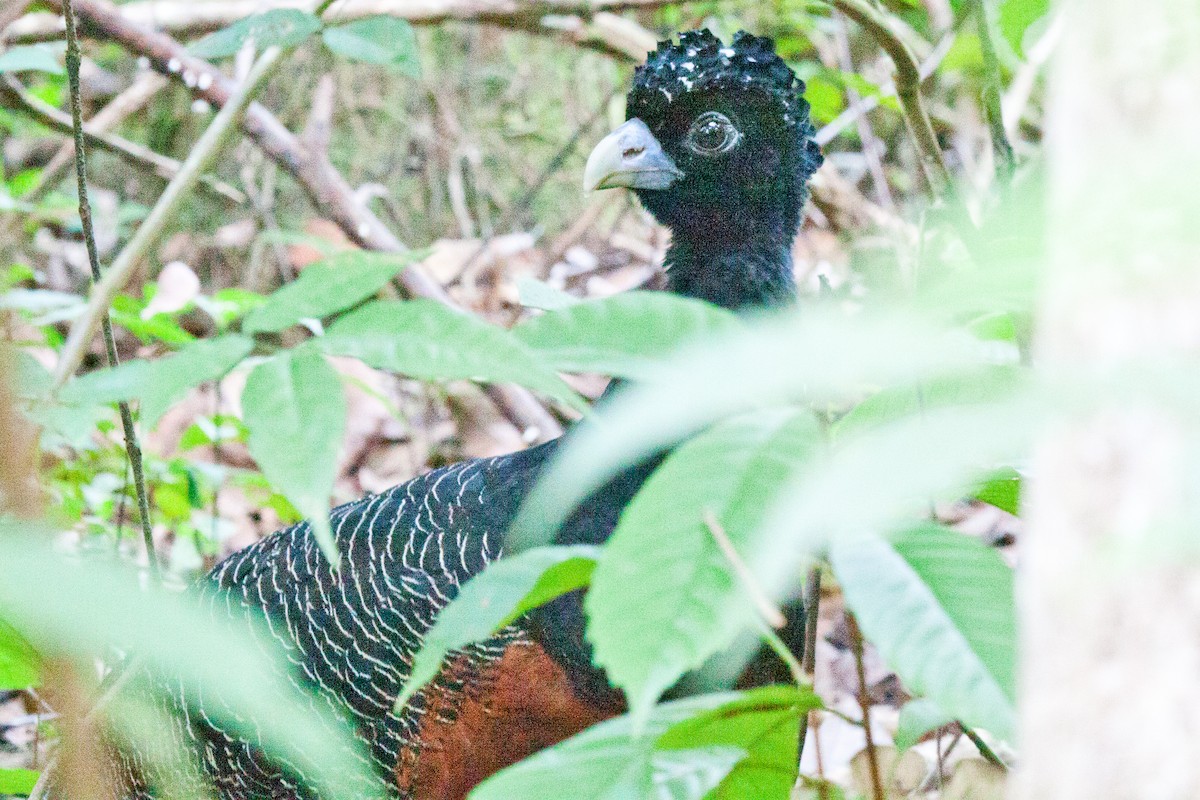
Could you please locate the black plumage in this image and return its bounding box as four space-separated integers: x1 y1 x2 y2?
99 29 823 800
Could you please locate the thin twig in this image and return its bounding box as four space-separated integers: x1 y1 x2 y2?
974 0 1015 183
703 509 786 629
0 76 245 203
832 13 896 211
829 0 951 192
846 613 886 800
960 722 1008 770
796 565 822 785
61 0 161 582
22 70 167 204
815 31 955 148
53 46 285 388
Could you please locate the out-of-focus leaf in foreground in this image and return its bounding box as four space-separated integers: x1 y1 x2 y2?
0 524 380 799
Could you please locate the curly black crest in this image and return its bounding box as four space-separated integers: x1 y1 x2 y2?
628 29 822 177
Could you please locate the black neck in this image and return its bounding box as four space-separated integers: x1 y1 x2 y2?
663 230 796 312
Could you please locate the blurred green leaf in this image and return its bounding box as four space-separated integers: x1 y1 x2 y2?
516 276 580 311
0 618 39 689
321 16 421 76
395 545 598 711
0 526 380 800
831 529 1016 741
321 299 586 412
190 10 321 58
243 250 421 335
0 45 62 75
473 694 747 800
657 685 818 799
998 0 1050 56
242 347 345 563
751 392 1035 603
513 292 738 380
60 334 253 427
586 408 822 727
510 307 997 551
973 467 1021 515
894 698 952 751
0 768 39 796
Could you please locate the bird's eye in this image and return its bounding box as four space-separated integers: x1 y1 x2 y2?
685 112 740 155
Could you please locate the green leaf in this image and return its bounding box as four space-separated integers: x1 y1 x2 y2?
0 768 39 796
657 685 819 799
0 45 62 75
892 524 1017 700
516 276 580 311
472 693 747 800
830 530 1016 741
0 618 39 689
0 525 378 799
510 306 996 551
243 251 421 335
242 348 345 563
586 409 822 727
321 299 585 412
998 0 1050 56
894 698 953 751
513 292 739 380
190 10 321 58
973 467 1021 515
395 546 598 711
320 16 420 76
59 334 253 427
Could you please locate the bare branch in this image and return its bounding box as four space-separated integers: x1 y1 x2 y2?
6 0 672 59
0 75 245 204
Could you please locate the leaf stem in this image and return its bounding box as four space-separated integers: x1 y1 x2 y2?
847 612 886 800
960 722 1008 770
974 0 1016 183
61 0 161 582
703 509 786 629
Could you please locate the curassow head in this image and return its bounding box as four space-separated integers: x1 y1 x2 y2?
584 30 823 258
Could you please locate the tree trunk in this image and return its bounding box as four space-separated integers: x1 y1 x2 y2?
1017 1 1200 798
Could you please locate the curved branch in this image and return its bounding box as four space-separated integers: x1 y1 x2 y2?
830 0 951 192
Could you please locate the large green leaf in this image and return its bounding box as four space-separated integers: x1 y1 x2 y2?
586 409 822 727
59 334 253 427
242 348 345 563
243 251 421 334
190 10 320 58
512 292 738 380
0 768 39 796
510 306 994 551
321 299 585 411
321 16 420 75
0 618 39 689
0 45 62 75
395 546 599 711
657 685 819 799
830 531 1016 741
0 526 379 799
471 694 746 800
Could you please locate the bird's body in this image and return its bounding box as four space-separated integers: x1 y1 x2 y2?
98 29 822 800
